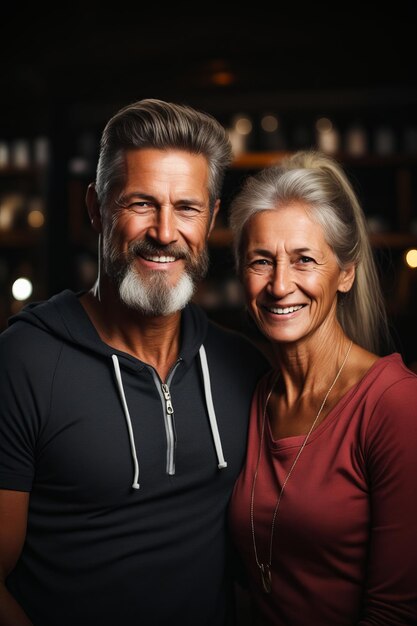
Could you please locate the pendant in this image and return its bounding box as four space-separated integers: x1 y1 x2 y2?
260 563 272 593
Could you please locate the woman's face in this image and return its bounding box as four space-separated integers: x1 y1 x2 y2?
241 203 354 345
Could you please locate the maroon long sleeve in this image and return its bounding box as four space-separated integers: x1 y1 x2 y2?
229 353 417 625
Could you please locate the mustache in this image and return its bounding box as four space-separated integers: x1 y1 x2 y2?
126 239 192 263
104 235 209 284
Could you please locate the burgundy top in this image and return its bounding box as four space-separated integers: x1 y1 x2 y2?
229 353 417 625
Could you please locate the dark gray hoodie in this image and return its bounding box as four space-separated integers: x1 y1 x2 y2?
0 289 269 626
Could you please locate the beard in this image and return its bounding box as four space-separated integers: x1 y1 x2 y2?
103 237 209 316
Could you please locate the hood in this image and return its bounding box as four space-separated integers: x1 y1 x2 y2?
8 289 209 372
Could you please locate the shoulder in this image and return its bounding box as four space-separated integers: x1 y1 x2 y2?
0 317 63 378
352 355 417 489
368 353 417 400
0 319 46 354
358 354 417 444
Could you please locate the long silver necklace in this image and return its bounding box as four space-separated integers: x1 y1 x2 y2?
250 340 353 594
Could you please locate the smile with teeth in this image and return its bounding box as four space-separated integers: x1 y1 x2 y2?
143 255 177 263
266 304 304 315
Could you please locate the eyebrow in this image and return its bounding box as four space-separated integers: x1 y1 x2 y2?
292 247 319 255
247 246 319 256
116 192 155 206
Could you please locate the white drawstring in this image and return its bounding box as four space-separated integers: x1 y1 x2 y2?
111 347 227 490
112 355 140 489
199 345 228 469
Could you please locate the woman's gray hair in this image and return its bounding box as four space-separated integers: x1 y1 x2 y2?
229 150 391 354
95 98 233 213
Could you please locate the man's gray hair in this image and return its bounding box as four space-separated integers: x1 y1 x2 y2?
95 98 233 214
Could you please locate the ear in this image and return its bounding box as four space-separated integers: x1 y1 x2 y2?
207 199 221 237
86 183 102 233
338 263 356 293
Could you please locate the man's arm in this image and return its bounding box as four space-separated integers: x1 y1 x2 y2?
0 490 32 626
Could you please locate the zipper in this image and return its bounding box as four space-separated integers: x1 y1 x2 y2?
161 382 176 474
149 360 182 475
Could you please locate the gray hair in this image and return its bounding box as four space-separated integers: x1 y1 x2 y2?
95 98 233 213
229 150 390 354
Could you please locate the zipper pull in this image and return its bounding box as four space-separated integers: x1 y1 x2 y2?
161 383 174 414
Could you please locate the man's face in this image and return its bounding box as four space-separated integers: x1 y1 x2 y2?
101 148 218 316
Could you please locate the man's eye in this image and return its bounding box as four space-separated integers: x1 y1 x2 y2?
179 205 199 213
299 256 314 264
128 202 155 213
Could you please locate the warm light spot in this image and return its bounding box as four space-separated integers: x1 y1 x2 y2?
234 116 252 135
316 117 333 133
28 209 45 228
211 71 235 86
12 277 33 301
405 248 417 268
261 115 279 132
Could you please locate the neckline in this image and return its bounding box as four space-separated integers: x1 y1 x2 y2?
264 353 401 450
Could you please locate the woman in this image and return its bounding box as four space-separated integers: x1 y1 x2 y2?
228 150 417 625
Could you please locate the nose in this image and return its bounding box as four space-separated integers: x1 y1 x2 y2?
267 261 294 298
147 207 178 245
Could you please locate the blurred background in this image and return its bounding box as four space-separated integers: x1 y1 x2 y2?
1 4 416 368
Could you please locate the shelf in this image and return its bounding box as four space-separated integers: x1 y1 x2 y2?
0 230 44 247
0 166 46 178
232 151 291 169
231 152 417 169
370 233 417 248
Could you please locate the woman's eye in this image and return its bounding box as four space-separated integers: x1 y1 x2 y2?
299 256 314 264
247 259 272 271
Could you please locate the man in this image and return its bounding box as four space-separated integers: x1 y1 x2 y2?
0 99 269 625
